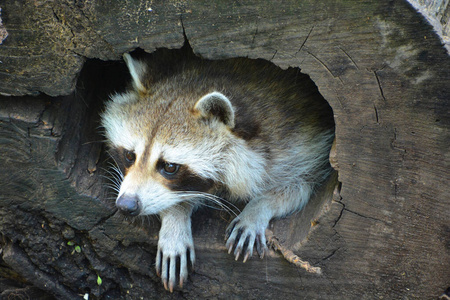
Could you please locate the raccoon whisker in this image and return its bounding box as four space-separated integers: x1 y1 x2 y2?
100 165 123 186
103 184 121 194
109 176 122 189
96 138 109 143
189 199 234 215
99 174 121 191
181 192 237 210
100 179 119 192
81 140 105 146
100 165 122 180
175 192 240 216
202 200 240 217
178 200 199 211
108 161 122 172
100 171 121 183
105 151 125 177
104 196 119 202
154 214 161 222
106 163 124 180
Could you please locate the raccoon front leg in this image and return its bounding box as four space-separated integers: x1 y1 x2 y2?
225 200 270 262
225 186 312 262
156 205 195 292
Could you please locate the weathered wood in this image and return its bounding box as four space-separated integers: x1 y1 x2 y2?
0 0 449 299
407 0 450 53
0 0 184 96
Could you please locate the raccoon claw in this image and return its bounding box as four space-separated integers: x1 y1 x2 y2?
155 245 195 292
225 219 268 262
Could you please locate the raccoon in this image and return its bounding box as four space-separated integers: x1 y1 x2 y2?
101 46 335 292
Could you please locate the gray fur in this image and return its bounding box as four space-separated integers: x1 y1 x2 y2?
101 47 335 291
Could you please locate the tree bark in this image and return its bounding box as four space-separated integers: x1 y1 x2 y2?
0 0 449 299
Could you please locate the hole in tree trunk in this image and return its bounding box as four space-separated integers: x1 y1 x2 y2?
55 43 338 292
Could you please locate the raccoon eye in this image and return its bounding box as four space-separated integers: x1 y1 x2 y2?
124 150 136 163
163 162 179 175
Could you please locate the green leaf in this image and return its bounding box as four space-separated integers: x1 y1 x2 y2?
74 245 81 253
97 275 102 286
67 241 75 246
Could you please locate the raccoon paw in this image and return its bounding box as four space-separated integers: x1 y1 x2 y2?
155 238 195 292
225 218 268 262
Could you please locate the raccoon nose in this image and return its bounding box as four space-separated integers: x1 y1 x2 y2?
116 194 141 216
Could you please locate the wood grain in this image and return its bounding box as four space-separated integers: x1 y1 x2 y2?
0 0 448 299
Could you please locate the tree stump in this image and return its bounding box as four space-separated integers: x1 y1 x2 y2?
0 1 449 299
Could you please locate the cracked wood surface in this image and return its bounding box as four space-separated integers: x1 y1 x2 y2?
0 0 449 299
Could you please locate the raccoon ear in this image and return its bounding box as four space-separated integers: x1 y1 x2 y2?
194 92 235 128
123 53 147 93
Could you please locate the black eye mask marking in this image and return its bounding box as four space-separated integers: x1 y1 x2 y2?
108 147 136 175
156 158 214 192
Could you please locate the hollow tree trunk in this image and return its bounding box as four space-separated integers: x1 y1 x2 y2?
0 1 449 299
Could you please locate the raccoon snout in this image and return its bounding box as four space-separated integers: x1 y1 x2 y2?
116 194 141 216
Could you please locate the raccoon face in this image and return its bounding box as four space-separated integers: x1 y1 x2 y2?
102 62 236 216
110 140 219 216
101 53 268 216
